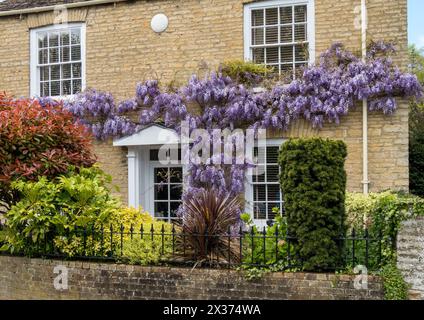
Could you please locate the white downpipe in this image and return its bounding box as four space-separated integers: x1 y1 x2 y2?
361 0 370 195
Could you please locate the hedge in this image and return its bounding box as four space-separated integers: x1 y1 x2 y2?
279 138 347 271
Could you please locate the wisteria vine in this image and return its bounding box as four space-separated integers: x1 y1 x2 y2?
57 42 422 200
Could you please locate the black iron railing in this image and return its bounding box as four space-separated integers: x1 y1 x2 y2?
0 221 387 271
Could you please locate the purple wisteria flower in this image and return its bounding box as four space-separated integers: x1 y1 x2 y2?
61 42 423 198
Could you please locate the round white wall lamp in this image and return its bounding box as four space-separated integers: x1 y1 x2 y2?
151 13 169 33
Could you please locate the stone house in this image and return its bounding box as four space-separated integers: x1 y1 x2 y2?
0 0 409 225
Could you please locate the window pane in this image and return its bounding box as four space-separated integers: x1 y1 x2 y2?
72 79 82 94
60 31 70 46
39 49 48 64
280 46 293 63
154 168 169 183
295 44 308 61
294 24 307 42
280 25 292 43
155 202 169 218
281 65 294 81
267 166 279 182
266 47 279 64
155 185 169 201
71 29 81 45
267 147 279 163
265 8 278 25
49 48 59 63
253 185 266 201
41 82 50 97
252 48 265 64
38 32 48 48
170 202 181 217
71 46 81 61
254 203 266 220
40 66 49 82
49 32 59 47
51 65 60 80
295 63 307 78
268 185 281 201
294 5 307 23
252 28 264 45
253 165 265 182
62 63 71 79
252 9 264 26
61 46 70 62
62 80 71 95
170 185 182 200
51 81 60 96
170 167 183 183
265 27 278 44
267 203 279 219
280 6 292 24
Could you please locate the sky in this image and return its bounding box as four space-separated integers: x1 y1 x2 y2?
408 0 424 48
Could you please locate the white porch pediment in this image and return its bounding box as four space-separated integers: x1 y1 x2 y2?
113 124 180 147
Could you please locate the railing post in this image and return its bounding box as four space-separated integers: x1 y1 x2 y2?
172 224 176 256
109 224 113 257
275 226 279 264
378 228 382 267
365 228 369 269
204 229 209 262
286 226 291 268
120 224 124 257
351 228 356 267
161 224 165 256
91 225 95 256
250 226 255 265
100 224 104 256
239 226 243 264
227 226 231 268
83 226 87 257
262 226 266 265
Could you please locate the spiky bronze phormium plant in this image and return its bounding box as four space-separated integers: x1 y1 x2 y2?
176 189 242 266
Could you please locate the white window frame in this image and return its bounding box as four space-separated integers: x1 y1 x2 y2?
149 152 184 222
127 145 186 221
243 0 315 76
244 139 285 228
30 23 86 99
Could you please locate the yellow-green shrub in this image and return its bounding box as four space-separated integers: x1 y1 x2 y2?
121 220 174 265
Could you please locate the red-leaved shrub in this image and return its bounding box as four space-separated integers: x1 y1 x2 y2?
0 93 96 210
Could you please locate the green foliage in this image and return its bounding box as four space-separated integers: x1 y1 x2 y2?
410 103 424 196
242 210 292 266
220 60 274 87
409 45 424 85
1 166 121 255
279 138 347 271
408 45 424 196
380 261 409 300
121 220 173 266
345 191 424 269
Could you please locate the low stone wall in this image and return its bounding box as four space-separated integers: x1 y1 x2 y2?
0 255 383 300
397 217 424 300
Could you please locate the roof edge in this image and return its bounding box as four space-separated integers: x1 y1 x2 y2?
0 0 129 17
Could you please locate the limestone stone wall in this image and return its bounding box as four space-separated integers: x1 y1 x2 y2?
397 217 424 300
0 0 409 204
